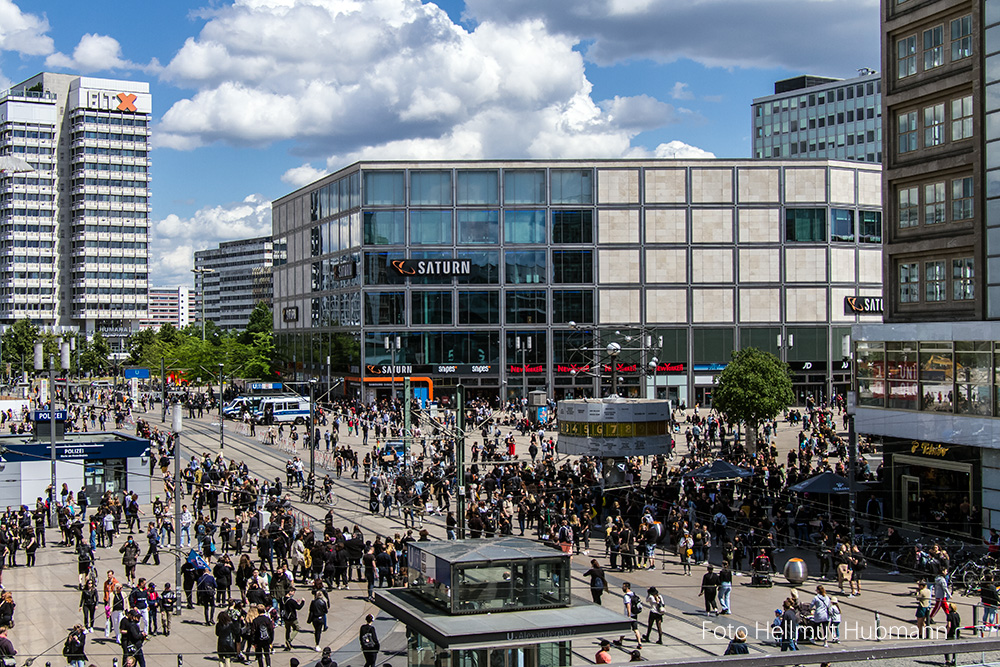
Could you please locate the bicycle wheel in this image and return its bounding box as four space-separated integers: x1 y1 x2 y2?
962 564 982 594
328 491 339 506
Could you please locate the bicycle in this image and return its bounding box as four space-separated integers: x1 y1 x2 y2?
324 489 339 507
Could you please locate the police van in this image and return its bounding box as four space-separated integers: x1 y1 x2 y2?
254 396 311 424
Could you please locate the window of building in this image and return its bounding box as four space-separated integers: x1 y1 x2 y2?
785 208 826 242
952 176 974 220
923 26 944 70
505 250 546 284
505 290 547 324
456 171 499 206
410 210 453 244
924 103 945 146
552 250 593 283
897 35 917 78
953 257 975 300
503 170 546 205
952 15 973 61
364 292 405 325
952 95 973 140
503 210 546 244
363 210 405 245
899 186 919 228
551 210 594 244
831 209 855 242
410 171 453 206
411 291 452 325
363 171 405 207
456 210 499 244
456 250 500 284
458 291 500 325
924 182 946 224
552 290 594 324
899 111 918 153
925 260 947 301
550 170 593 204
900 262 920 302
860 211 882 243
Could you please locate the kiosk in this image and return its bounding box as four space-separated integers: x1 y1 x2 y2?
375 538 632 667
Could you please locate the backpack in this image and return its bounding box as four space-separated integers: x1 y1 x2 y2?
628 593 642 616
257 619 272 643
361 627 379 651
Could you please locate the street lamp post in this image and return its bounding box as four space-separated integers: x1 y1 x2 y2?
385 336 401 404
515 335 531 418
35 340 70 527
191 267 216 341
218 363 225 454
308 377 317 480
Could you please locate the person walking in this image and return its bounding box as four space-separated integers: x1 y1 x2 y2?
699 565 720 615
250 604 275 667
140 522 160 566
584 559 608 604
718 561 733 614
643 586 665 644
63 624 87 667
307 589 329 652
159 583 176 637
944 604 962 667
197 568 218 626
79 580 98 633
280 588 304 651
810 585 833 647
779 600 799 652
618 582 643 649
360 613 380 667
981 575 999 629
596 639 613 664
929 568 952 622
215 611 240 667
110 583 126 642
119 536 140 586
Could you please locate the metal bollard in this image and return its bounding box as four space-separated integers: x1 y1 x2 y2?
974 604 981 637
178 654 183 667
874 611 882 642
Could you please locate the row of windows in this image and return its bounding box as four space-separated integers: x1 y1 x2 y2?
71 131 147 143
4 272 52 280
6 177 53 186
73 272 147 281
898 96 973 154
75 115 148 127
79 225 147 235
73 179 148 189
71 287 147 296
898 258 974 303
0 208 53 217
0 130 54 140
363 170 594 208
755 81 880 116
73 147 148 158
78 162 148 174
79 209 149 220
9 145 52 155
363 289 594 327
0 240 52 249
785 209 882 243
72 194 147 204
897 177 974 228
757 107 879 136
72 241 147 250
356 250 592 287
74 257 148 265
358 209 593 247
896 16 973 79
0 224 54 234
0 193 53 202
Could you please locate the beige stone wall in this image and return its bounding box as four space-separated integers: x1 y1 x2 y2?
644 169 687 204
598 249 640 283
646 288 687 323
692 288 734 322
858 170 881 206
830 247 857 282
597 209 640 244
737 208 781 243
690 168 733 203
738 248 780 282
691 209 733 243
597 169 640 204
830 169 856 205
785 247 828 282
739 287 781 322
858 247 882 283
599 289 641 323
692 248 733 283
737 168 780 204
786 287 828 322
645 248 687 283
645 209 687 243
784 168 827 203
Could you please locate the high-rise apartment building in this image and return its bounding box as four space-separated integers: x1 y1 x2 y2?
141 286 192 330
852 0 989 538
0 73 150 347
193 236 286 331
752 72 883 162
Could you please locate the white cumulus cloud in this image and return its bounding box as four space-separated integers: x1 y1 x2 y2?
670 82 694 100
150 194 272 287
653 140 715 159
46 33 135 73
0 0 53 56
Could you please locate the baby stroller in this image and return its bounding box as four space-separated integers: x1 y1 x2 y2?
750 551 773 587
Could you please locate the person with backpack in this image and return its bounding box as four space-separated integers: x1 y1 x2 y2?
944 605 962 667
584 559 608 604
63 624 87 667
198 568 218 625
280 588 304 651
215 611 240 667
360 613 380 667
250 603 275 667
618 582 643 649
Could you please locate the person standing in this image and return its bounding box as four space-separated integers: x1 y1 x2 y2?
944 604 962 667
699 565 720 615
643 586 665 644
215 611 240 667
584 559 608 604
596 639 613 664
0 625 15 662
718 561 733 615
63 624 87 667
307 589 329 652
981 575 999 629
360 613 380 667
810 585 832 647
110 583 126 642
159 583 176 637
197 568 218 625
779 600 799 652
119 536 140 586
79 580 98 633
120 610 147 667
250 604 275 667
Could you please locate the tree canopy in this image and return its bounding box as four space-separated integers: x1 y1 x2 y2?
712 347 794 452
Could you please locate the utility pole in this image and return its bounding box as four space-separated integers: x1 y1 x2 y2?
218 363 225 454
456 383 466 539
847 390 858 547
403 377 411 476
36 342 69 527
308 378 317 480
172 396 183 594
161 357 166 423
516 335 531 418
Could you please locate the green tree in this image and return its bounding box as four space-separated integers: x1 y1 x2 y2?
127 328 157 365
1 319 39 374
712 347 794 453
79 333 111 376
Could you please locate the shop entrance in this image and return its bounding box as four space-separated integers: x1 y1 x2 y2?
901 475 920 523
83 458 126 504
695 387 712 407
893 454 975 534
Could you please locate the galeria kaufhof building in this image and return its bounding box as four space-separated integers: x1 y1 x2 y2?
272 159 884 406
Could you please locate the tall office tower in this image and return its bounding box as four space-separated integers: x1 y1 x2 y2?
193 236 286 331
851 0 989 539
0 73 150 351
752 71 883 162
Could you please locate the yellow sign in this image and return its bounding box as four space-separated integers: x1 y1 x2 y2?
910 441 950 457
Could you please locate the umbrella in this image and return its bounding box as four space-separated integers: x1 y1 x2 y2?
683 459 753 483
787 471 858 495
0 155 34 174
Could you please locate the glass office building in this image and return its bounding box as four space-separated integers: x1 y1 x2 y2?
273 159 883 406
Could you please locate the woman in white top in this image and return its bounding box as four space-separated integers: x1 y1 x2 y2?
643 586 665 644
810 584 833 647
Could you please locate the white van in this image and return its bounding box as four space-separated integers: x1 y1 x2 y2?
254 396 311 424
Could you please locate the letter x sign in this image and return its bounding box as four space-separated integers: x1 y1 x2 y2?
116 93 137 112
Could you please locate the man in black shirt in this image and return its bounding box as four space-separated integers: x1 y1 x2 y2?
699 565 720 615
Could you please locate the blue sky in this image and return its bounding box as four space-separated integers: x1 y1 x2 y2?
1 0 880 286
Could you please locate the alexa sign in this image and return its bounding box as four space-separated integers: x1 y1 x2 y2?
391 259 472 277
